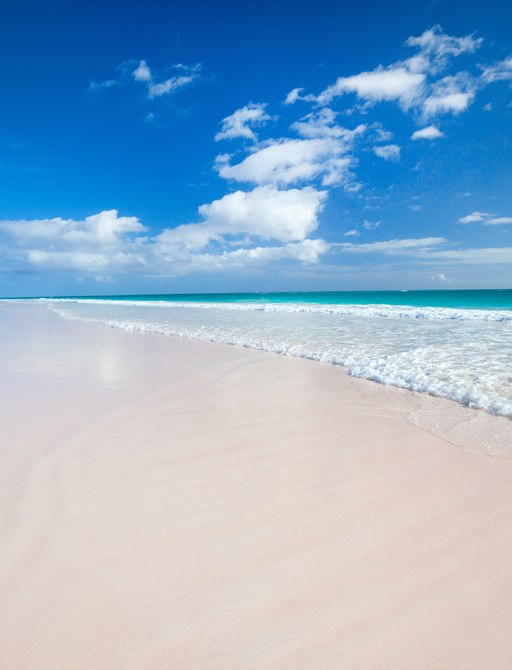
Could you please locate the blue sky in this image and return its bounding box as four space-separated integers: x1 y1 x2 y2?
0 0 511 296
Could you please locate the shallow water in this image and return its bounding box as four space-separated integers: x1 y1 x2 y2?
30 292 512 417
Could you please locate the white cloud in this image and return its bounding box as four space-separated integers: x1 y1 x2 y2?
221 238 330 264
284 88 304 104
344 229 359 237
310 27 490 122
152 237 331 275
458 211 494 223
215 103 272 141
362 219 380 230
406 25 483 74
0 210 145 245
27 250 147 272
148 75 195 98
89 79 120 91
92 60 201 101
339 237 446 255
423 73 476 116
486 217 512 225
132 60 152 82
426 247 512 264
318 67 425 108
409 204 423 212
424 92 472 115
411 125 444 140
372 126 393 142
373 144 401 161
292 109 366 140
197 185 327 241
481 57 512 83
0 192 330 278
216 136 360 187
155 224 220 253
0 210 149 274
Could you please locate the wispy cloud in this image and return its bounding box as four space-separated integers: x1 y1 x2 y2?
215 103 272 141
458 211 512 225
480 57 512 83
338 237 446 254
89 79 121 92
373 144 401 161
90 59 202 102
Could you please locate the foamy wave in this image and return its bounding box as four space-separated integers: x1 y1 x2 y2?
38 297 512 322
50 307 512 417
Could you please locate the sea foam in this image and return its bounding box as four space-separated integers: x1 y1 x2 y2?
38 297 512 322
44 298 512 417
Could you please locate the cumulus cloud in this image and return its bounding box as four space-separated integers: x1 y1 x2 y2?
318 67 425 108
411 125 444 140
216 124 364 188
315 26 484 114
305 26 496 122
423 73 476 116
373 144 401 161
215 103 272 141
0 210 145 246
197 185 327 242
0 187 330 277
132 60 152 82
0 210 148 273
20 26 512 284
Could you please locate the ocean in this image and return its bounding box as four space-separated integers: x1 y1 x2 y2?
23 289 512 417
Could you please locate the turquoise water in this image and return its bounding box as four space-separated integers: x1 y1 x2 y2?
35 289 512 310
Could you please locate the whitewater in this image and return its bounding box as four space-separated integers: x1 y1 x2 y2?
29 291 512 418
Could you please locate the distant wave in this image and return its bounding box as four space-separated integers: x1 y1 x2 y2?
37 297 512 322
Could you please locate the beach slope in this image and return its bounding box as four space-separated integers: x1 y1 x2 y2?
1 302 512 669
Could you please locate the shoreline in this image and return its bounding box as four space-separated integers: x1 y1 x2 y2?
1 302 512 668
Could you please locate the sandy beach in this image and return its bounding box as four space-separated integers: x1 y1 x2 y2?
1 301 512 669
